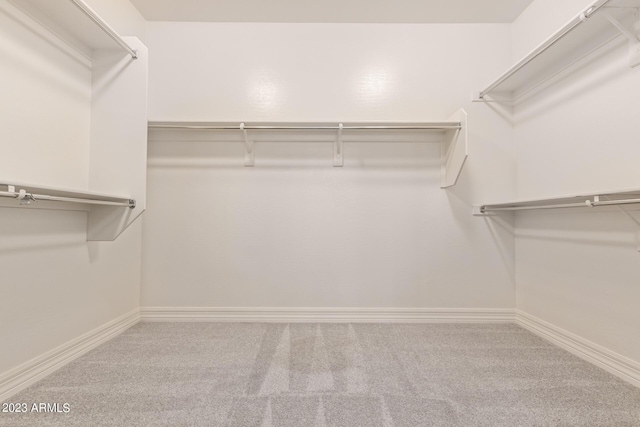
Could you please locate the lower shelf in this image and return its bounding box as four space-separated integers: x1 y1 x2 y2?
0 181 140 241
475 188 640 214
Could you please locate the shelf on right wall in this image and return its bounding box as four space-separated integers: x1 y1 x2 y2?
473 0 640 104
474 188 640 214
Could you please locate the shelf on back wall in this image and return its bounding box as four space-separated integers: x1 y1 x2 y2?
148 109 468 188
473 0 640 104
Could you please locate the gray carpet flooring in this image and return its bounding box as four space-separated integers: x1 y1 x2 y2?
1 323 640 426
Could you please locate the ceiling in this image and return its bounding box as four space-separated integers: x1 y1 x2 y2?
130 0 535 24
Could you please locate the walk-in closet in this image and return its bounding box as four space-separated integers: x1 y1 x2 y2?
1 0 640 425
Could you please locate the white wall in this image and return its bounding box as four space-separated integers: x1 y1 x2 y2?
0 0 91 188
511 0 592 61
511 0 640 362
0 0 144 378
141 23 516 309
86 0 146 43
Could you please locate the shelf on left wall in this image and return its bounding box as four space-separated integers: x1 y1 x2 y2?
1 0 149 241
7 0 138 60
0 181 135 210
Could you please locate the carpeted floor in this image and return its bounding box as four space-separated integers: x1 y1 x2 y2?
1 323 640 426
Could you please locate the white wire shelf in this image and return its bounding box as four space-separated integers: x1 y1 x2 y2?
475 188 640 214
148 114 469 189
474 0 640 103
148 121 463 131
8 0 138 59
0 181 135 209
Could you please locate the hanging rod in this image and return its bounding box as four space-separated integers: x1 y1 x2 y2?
148 122 462 131
480 196 640 213
68 0 138 59
478 0 611 99
0 188 135 208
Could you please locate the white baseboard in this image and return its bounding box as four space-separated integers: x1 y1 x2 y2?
0 309 140 402
5 307 636 402
140 307 515 323
516 310 640 388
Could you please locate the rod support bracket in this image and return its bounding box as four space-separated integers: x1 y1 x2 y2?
128 199 136 209
585 195 600 207
602 9 640 68
16 188 35 205
240 123 255 167
334 123 344 167
473 206 488 216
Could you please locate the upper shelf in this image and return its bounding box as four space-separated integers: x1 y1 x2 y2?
8 0 137 60
475 0 640 103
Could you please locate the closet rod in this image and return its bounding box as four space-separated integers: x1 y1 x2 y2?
68 0 138 59
479 0 611 98
480 197 640 213
148 124 462 131
0 190 135 208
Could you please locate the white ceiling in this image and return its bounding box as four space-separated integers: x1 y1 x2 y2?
130 0 535 24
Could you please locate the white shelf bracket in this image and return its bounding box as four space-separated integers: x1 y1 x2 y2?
613 203 640 252
240 122 254 167
601 195 640 252
602 9 640 68
441 109 468 188
334 123 344 167
615 207 640 252
471 91 484 102
585 195 599 207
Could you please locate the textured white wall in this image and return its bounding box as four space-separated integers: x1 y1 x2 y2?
0 0 91 188
85 0 146 43
0 0 144 375
511 0 640 362
511 0 592 61
141 23 516 309
0 212 142 373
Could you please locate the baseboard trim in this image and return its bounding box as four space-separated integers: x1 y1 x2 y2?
140 307 515 323
3 307 637 399
0 309 140 402
516 310 640 388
